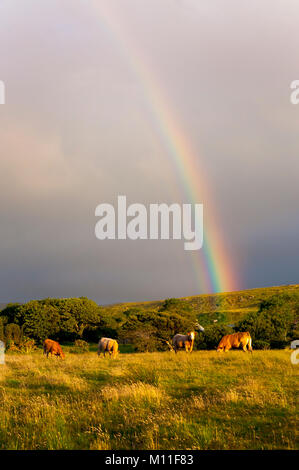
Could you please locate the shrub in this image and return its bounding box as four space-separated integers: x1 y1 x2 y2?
2 297 104 343
119 327 160 352
73 339 89 352
0 303 21 325
5 336 36 353
236 294 299 345
270 340 288 349
253 340 270 350
5 340 19 351
19 337 36 353
5 323 22 345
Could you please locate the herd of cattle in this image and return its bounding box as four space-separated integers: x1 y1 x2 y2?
43 331 253 359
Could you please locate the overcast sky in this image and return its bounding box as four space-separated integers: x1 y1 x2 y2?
0 0 298 304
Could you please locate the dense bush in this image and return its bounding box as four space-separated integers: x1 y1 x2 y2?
236 294 299 347
253 340 271 350
18 337 36 353
0 303 21 325
5 323 22 345
118 305 197 352
72 339 90 353
5 336 36 353
119 326 160 352
196 324 234 350
0 298 104 344
83 325 118 343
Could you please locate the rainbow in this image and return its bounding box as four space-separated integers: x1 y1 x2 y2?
91 2 238 294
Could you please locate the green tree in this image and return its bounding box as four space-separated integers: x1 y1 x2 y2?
0 303 21 325
11 297 103 342
236 294 299 347
119 308 197 351
47 297 102 337
119 325 159 352
20 301 61 343
5 323 22 345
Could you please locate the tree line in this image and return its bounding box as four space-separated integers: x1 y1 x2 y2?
0 293 298 352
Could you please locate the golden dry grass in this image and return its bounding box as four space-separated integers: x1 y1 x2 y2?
0 349 298 449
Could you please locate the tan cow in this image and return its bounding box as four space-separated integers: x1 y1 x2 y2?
172 331 195 353
43 339 65 359
98 337 119 358
217 332 252 353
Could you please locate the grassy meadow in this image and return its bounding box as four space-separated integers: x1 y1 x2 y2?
0 348 298 450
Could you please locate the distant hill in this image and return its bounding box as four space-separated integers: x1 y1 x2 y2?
102 284 299 327
1 284 298 349
1 284 298 329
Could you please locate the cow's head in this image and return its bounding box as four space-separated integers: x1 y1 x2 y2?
195 323 205 333
187 331 195 341
59 350 65 360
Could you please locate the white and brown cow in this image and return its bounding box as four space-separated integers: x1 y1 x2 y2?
172 331 196 353
98 337 119 358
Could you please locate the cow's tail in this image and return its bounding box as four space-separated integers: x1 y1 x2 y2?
248 334 253 353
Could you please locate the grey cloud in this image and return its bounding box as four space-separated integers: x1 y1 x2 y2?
0 0 298 303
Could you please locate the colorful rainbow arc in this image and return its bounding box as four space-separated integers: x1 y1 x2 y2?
91 2 238 294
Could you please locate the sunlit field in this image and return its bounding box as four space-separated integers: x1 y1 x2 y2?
0 349 298 450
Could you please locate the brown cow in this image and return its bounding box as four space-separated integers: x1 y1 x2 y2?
172 331 195 353
98 337 119 358
217 332 252 353
43 339 65 359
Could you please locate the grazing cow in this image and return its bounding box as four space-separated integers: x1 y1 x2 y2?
172 331 195 353
43 339 65 359
217 332 252 353
98 337 119 358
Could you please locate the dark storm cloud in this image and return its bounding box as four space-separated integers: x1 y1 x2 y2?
0 0 298 303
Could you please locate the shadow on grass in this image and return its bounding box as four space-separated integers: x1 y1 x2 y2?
80 369 111 385
5 378 74 394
